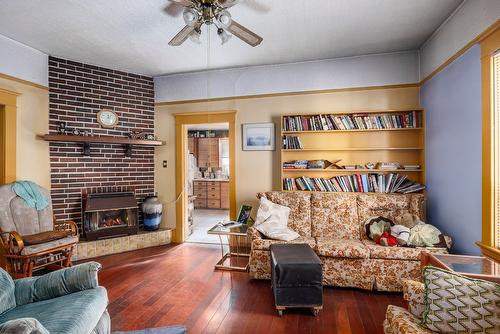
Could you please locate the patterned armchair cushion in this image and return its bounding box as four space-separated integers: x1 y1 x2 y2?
315 238 370 259
402 279 425 319
20 235 78 255
0 184 53 239
0 268 16 315
357 194 425 240
422 266 500 333
386 305 433 334
258 192 312 237
310 193 358 239
251 236 316 251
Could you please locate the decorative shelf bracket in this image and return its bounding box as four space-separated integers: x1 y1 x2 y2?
124 144 132 157
83 142 91 156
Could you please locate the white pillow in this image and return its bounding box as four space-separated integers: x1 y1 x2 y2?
254 197 300 241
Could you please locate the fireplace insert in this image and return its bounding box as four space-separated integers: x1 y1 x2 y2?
83 191 138 240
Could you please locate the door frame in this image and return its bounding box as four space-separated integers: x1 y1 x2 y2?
0 88 19 184
174 110 236 243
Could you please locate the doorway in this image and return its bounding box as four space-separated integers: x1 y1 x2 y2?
186 123 230 244
174 111 236 243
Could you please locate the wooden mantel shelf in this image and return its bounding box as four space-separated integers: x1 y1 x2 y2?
40 134 165 157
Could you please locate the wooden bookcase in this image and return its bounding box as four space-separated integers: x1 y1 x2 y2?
280 109 425 192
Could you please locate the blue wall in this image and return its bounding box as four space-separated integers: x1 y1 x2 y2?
421 44 482 255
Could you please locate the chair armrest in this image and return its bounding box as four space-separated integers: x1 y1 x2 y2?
247 226 263 241
54 220 79 236
402 279 425 319
14 261 102 306
2 231 25 255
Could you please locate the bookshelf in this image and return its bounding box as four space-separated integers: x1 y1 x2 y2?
280 109 425 193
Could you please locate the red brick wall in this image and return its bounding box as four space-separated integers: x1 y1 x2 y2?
48 56 155 230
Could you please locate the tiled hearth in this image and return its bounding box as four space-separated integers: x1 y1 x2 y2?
73 229 172 261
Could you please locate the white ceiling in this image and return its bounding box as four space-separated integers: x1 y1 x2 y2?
187 123 229 131
0 0 462 76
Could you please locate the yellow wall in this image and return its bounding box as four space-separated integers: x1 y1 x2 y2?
155 86 420 229
0 77 50 188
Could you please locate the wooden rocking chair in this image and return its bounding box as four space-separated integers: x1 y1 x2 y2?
0 183 79 278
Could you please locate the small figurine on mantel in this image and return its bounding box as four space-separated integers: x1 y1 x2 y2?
128 131 157 141
58 122 92 136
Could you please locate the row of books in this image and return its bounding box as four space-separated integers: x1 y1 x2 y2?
283 174 425 193
282 135 303 149
282 112 422 132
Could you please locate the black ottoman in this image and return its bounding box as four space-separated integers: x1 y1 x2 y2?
270 243 323 316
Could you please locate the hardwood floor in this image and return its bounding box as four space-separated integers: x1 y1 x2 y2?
91 243 404 334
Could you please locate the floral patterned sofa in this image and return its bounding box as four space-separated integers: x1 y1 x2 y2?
248 192 449 292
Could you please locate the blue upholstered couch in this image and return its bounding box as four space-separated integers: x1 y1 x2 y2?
0 262 110 334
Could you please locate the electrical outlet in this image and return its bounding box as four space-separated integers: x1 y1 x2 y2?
162 160 167 168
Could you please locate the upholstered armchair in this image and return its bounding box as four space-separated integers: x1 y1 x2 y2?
384 279 432 334
0 262 110 334
0 183 79 278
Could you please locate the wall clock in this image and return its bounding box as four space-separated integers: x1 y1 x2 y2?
97 109 119 128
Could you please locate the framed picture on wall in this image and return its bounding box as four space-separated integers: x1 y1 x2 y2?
242 122 275 151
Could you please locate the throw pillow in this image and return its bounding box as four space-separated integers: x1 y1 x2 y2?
0 318 49 334
422 266 500 333
254 197 299 241
364 216 394 241
408 223 448 248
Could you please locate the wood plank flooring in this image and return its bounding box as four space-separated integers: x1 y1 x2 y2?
90 243 404 334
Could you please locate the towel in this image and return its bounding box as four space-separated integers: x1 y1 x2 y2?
11 181 49 211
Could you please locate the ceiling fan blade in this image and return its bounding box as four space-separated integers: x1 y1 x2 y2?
242 0 271 13
169 0 196 6
227 20 262 47
218 0 241 9
168 25 196 46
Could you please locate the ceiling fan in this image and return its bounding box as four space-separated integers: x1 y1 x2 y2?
168 0 263 47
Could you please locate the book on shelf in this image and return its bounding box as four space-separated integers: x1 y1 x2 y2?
283 160 339 170
282 135 303 149
282 111 422 132
282 173 425 193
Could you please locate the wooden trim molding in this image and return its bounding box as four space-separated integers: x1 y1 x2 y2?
155 83 419 106
421 19 500 86
174 111 237 243
0 73 48 91
0 89 18 184
480 25 500 262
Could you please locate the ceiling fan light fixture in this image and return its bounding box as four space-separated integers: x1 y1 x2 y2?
217 28 232 45
183 8 199 27
189 28 202 44
216 11 232 28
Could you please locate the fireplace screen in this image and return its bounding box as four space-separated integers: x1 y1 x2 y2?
83 192 138 240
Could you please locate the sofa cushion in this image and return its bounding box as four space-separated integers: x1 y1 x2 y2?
357 194 425 240
20 235 78 255
386 305 433 334
310 193 358 239
315 238 370 259
362 240 424 260
252 236 316 251
259 192 312 237
0 287 108 334
0 268 16 315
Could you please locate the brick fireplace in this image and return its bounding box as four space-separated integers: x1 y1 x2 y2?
48 56 155 234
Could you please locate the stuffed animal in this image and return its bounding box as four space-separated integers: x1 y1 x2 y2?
399 213 424 229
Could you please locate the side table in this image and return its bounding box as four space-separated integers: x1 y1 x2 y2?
421 252 499 284
208 224 249 271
